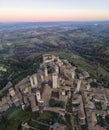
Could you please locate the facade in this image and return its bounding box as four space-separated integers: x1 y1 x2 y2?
29 94 39 112
52 73 58 88
43 54 56 63
76 79 81 93
30 74 38 88
9 88 16 97
44 67 48 77
36 90 41 102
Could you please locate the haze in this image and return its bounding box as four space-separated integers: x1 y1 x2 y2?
0 0 109 22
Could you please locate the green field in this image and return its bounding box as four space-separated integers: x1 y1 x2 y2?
3 108 31 130
53 51 109 81
104 48 109 55
29 110 72 130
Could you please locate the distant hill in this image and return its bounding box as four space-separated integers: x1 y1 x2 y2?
0 21 109 89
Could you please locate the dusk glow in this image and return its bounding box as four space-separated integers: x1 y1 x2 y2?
0 0 109 22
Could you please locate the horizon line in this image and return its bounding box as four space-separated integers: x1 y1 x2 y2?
0 20 109 23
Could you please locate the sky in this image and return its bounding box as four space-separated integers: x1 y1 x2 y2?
0 0 109 22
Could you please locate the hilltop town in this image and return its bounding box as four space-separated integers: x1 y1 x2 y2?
0 54 109 130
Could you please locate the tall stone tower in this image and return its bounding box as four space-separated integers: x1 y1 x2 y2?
30 74 38 88
52 73 58 88
76 79 81 92
40 74 44 81
44 67 48 77
55 65 59 74
9 88 16 97
36 90 41 102
72 70 75 79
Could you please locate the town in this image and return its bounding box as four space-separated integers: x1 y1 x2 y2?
0 54 109 130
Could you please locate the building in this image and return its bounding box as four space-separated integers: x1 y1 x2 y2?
11 95 20 107
43 54 56 63
52 73 58 88
8 88 16 97
75 80 81 93
40 73 44 81
44 67 48 77
55 65 59 74
30 74 38 88
29 94 39 112
62 89 66 96
72 70 75 79
36 90 41 102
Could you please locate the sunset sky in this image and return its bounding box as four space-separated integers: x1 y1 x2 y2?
0 0 109 22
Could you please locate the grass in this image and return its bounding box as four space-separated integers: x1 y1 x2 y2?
7 108 21 120
97 115 109 128
29 111 59 130
0 122 5 130
29 120 49 130
53 51 96 74
104 48 109 55
11 54 42 85
6 120 20 130
5 108 31 130
52 51 109 80
30 111 72 130
37 111 59 124
66 98 72 113
49 99 65 108
7 108 31 122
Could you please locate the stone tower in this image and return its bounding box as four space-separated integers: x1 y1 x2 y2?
30 74 38 88
52 73 58 88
